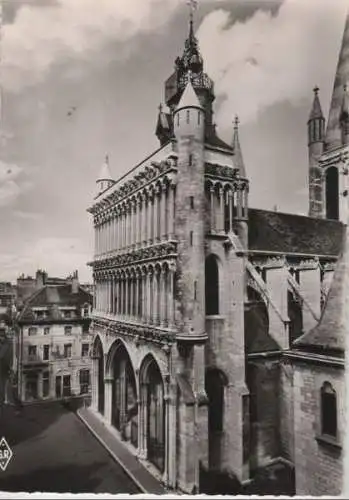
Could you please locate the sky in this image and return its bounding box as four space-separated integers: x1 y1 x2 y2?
0 0 348 283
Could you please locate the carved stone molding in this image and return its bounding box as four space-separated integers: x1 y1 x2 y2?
91 156 178 219
91 241 178 272
92 317 175 346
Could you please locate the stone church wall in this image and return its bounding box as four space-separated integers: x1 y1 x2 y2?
293 362 344 495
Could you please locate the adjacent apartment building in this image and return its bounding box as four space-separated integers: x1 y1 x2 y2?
14 270 93 402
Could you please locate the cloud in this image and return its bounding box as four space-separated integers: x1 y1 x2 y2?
0 237 92 282
0 161 35 207
197 0 348 126
3 0 182 91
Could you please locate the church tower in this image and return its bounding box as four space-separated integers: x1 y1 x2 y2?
174 72 206 340
308 87 325 217
313 10 349 222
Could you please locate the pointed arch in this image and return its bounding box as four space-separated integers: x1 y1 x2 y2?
139 354 165 473
107 340 138 445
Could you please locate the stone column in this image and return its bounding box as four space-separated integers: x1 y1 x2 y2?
138 382 148 458
228 191 233 232
155 188 161 242
168 184 175 240
137 199 142 248
148 193 153 245
237 187 243 218
135 275 140 320
160 187 167 241
91 357 99 411
148 270 153 324
168 266 175 328
151 193 155 243
142 195 147 245
130 276 134 319
143 194 149 245
120 278 124 316
219 187 224 232
160 269 167 327
104 377 113 425
210 187 215 232
118 210 121 251
141 272 147 323
154 269 160 325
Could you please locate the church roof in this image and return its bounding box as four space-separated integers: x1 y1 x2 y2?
176 77 203 111
325 10 349 150
293 227 348 354
206 133 234 152
248 208 344 256
308 87 324 121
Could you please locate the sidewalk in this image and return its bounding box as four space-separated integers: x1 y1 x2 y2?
77 407 167 495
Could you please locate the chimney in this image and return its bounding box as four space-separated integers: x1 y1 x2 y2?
71 270 79 294
35 270 47 289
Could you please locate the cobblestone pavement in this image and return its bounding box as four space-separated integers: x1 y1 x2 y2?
0 402 140 494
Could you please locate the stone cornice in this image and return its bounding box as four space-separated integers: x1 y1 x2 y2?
204 163 248 189
89 240 178 271
283 349 344 369
92 317 175 346
90 156 178 219
319 146 349 169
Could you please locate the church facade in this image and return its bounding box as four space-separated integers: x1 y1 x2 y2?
87 8 348 495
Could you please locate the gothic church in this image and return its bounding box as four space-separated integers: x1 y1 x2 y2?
87 6 348 495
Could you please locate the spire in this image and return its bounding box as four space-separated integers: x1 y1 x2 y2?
325 10 349 150
231 115 246 177
176 71 203 111
96 154 114 195
187 0 198 48
97 154 113 182
293 224 347 355
308 86 324 121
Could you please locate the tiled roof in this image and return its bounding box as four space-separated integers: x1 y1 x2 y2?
206 133 234 152
248 208 344 256
19 285 93 322
293 227 347 355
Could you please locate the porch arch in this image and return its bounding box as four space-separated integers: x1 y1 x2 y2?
139 354 166 473
107 340 138 446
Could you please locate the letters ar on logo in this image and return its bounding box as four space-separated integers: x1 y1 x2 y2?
0 437 13 471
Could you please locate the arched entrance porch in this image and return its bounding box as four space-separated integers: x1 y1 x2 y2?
140 355 166 473
108 340 138 447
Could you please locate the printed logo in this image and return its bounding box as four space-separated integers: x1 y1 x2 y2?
0 437 13 471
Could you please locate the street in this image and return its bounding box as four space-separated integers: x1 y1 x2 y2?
0 402 140 494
